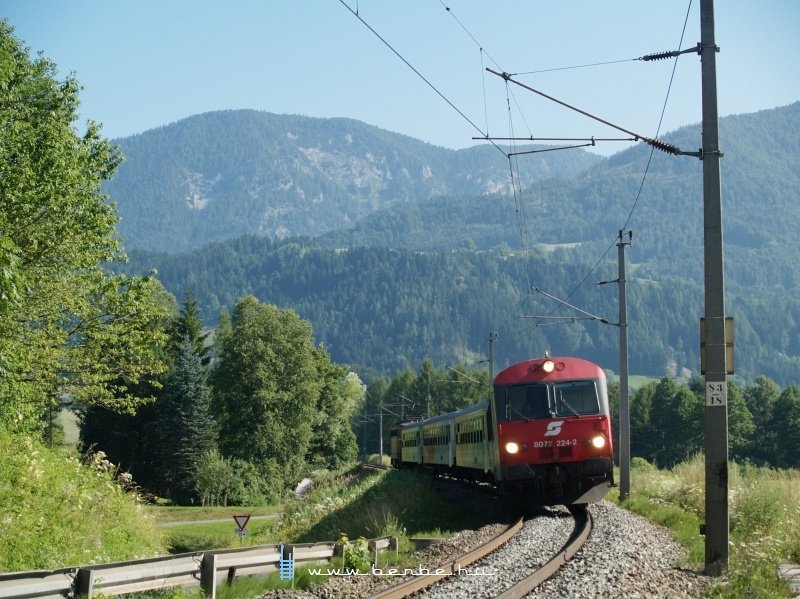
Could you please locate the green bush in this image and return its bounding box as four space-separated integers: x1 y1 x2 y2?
367 453 391 466
631 456 656 471
195 449 275 506
0 430 165 570
341 535 372 573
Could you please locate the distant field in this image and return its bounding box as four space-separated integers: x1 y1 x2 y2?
163 516 281 553
55 409 80 446
536 242 582 253
606 373 658 392
148 505 281 523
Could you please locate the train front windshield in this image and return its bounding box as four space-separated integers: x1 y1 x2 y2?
553 381 600 417
503 380 601 420
505 384 550 420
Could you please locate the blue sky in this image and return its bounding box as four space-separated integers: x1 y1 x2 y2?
3 1 798 155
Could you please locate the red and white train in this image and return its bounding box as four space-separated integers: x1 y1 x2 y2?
390 356 614 504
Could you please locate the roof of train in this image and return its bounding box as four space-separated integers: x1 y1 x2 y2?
394 399 490 430
494 356 605 385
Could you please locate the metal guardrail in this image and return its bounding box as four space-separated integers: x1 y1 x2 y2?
0 568 74 599
0 537 397 599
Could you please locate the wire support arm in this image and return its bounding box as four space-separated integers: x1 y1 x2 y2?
508 142 595 157
472 136 636 142
530 286 615 326
521 315 603 326
485 68 692 157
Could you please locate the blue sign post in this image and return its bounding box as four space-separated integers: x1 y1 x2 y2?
278 544 294 581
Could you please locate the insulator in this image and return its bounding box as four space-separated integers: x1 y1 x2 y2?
648 138 680 155
641 50 679 62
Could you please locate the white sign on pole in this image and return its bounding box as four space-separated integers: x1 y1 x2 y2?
706 382 727 406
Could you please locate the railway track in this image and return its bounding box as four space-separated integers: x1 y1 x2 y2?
366 506 591 599
493 506 592 599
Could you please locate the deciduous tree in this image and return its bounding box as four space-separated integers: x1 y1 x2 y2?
743 375 781 464
305 351 361 469
0 21 171 434
211 296 321 493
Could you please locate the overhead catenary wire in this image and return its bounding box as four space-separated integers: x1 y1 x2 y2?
433 34 637 342
340 0 696 345
338 0 507 157
620 0 695 232
340 0 537 341
505 83 535 302
433 2 614 334
473 136 636 142
467 5 696 331
528 0 695 324
509 45 699 77
511 57 640 76
438 2 535 148
437 1 503 72
485 68 684 156
508 142 596 157
438 1 506 140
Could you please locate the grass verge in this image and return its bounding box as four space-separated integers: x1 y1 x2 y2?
127 464 486 598
610 455 800 598
164 518 280 554
276 465 483 549
0 430 165 570
148 504 281 524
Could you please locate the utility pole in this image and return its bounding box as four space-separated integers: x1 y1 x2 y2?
488 331 497 382
362 410 367 459
700 0 729 576
378 400 384 461
426 372 431 419
617 230 632 500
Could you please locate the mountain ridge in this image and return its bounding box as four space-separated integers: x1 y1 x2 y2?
114 102 800 384
105 109 604 252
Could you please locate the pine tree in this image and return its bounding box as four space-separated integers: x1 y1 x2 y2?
168 292 210 366
160 337 217 504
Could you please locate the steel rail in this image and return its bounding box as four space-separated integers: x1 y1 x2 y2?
366 517 525 599
495 505 593 599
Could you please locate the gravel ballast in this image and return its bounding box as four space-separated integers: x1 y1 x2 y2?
258 499 710 598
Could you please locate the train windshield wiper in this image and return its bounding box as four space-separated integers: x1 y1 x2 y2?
507 403 529 422
558 393 582 418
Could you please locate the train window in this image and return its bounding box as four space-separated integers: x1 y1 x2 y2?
553 380 600 416
505 384 550 420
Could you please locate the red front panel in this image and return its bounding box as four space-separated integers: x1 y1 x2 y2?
497 415 612 467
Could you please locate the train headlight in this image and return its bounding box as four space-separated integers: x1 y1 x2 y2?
542 360 555 373
591 435 606 449
505 442 520 454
